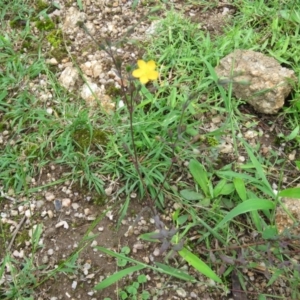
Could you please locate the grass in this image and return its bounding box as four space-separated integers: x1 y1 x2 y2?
0 0 300 299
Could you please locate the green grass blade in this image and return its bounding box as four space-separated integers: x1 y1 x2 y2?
216 199 275 230
154 262 197 282
242 140 274 197
94 265 145 290
178 247 222 283
117 195 130 228
96 247 196 282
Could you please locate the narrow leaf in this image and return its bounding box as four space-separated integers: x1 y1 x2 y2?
154 262 196 282
179 247 222 283
216 199 275 230
285 125 299 141
278 187 300 198
96 247 197 282
94 265 145 290
242 141 274 196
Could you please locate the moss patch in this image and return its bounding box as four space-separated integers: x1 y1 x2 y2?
47 29 63 48
72 128 110 152
36 18 55 31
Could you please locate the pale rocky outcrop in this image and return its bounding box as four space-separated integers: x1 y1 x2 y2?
215 50 296 114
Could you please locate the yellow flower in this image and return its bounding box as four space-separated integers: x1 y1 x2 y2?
132 60 159 84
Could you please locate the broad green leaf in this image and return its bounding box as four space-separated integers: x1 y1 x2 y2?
94 265 145 290
262 226 278 240
179 247 222 283
216 182 235 196
233 178 264 230
279 187 300 198
76 0 83 10
233 178 247 201
154 262 196 282
213 179 227 197
189 159 210 197
216 199 275 230
177 214 189 225
180 189 204 200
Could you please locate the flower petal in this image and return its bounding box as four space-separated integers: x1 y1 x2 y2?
140 76 149 84
147 70 159 80
137 60 147 69
132 69 144 78
146 60 156 70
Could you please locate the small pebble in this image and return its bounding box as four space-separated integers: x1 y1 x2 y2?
176 288 187 297
11 210 18 216
71 281 77 289
153 248 160 256
48 249 54 255
55 220 69 229
84 208 91 215
42 255 49 264
91 240 97 247
62 198 71 207
105 186 113 196
238 156 245 162
46 108 53 115
47 210 54 218
72 203 80 210
25 209 32 218
45 192 55 201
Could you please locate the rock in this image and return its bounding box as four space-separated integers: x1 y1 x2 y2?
62 7 86 35
215 50 296 114
62 198 71 207
59 66 79 89
80 81 115 111
45 192 55 201
46 58 58 65
80 61 103 78
80 81 101 103
176 288 187 298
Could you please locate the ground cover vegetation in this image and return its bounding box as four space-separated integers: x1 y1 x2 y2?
0 0 300 299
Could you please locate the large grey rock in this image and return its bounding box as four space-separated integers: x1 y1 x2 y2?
215 50 296 114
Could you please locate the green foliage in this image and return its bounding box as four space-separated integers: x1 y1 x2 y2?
117 246 131 267
35 0 50 12
46 29 64 48
35 18 55 31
